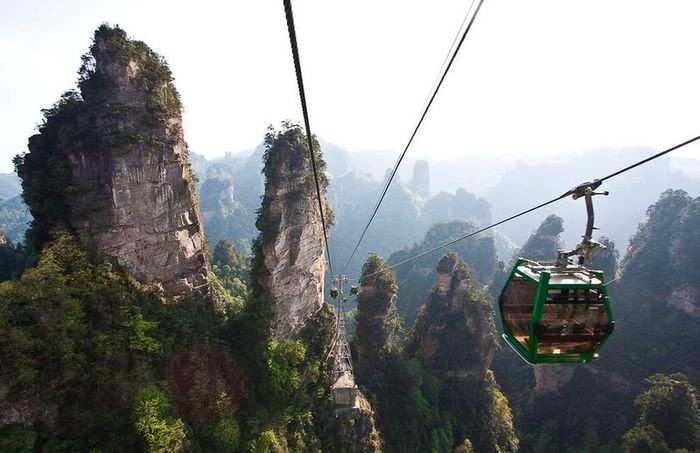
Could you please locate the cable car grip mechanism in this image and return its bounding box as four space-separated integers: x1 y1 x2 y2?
556 180 609 268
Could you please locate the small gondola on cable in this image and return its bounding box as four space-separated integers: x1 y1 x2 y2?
498 180 615 365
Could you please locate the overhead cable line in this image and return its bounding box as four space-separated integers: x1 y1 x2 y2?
341 0 487 273
597 135 700 183
359 134 700 280
283 0 334 276
419 0 479 117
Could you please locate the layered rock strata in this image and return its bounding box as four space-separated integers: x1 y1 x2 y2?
17 25 208 296
254 125 330 339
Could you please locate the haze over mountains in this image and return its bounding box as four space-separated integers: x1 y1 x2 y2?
4 138 699 262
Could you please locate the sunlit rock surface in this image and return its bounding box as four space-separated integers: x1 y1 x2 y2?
254 125 330 339
18 25 208 296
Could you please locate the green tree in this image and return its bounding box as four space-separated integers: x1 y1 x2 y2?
133 385 187 452
0 424 35 453
623 373 700 451
623 425 669 453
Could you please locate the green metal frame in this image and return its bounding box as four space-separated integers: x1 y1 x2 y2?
498 258 615 365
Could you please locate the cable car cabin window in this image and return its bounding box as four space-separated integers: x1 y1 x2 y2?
536 288 610 355
500 276 537 350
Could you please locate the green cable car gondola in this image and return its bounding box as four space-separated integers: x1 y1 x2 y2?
498 180 615 364
499 259 614 364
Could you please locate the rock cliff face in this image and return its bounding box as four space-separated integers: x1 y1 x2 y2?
254 124 330 340
15 25 208 296
604 190 700 381
406 252 497 378
409 159 430 198
402 253 518 451
516 214 563 262
333 392 383 452
353 254 401 380
621 190 700 320
391 221 500 325
533 365 576 394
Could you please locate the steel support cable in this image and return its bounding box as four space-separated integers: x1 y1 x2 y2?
597 135 700 183
341 0 487 273
358 134 700 281
283 0 334 277
418 0 479 120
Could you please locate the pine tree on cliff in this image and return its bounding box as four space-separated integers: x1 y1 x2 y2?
623 373 700 452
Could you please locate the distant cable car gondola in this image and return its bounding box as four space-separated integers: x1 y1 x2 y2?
498 181 615 364
330 287 339 299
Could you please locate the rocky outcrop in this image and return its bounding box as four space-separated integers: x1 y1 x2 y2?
0 399 56 431
606 190 700 382
334 392 383 452
669 286 700 319
254 124 330 340
198 177 255 248
353 254 401 380
16 25 208 297
409 159 430 198
199 178 237 215
406 252 497 378
534 365 576 393
392 221 501 325
516 214 563 262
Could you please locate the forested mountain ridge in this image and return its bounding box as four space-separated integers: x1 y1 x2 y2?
389 221 502 326
352 253 519 452
190 149 496 279
0 25 337 452
1 22 700 453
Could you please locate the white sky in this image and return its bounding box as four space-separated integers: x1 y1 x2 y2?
1 0 700 173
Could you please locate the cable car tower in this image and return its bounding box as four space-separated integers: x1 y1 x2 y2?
329 275 359 412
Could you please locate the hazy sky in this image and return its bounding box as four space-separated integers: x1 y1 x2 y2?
2 0 700 173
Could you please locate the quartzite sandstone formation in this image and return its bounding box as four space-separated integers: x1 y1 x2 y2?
409 159 430 198
517 214 563 262
334 392 383 452
353 254 401 380
255 124 331 339
407 252 497 378
534 365 576 394
16 25 208 296
405 253 519 451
